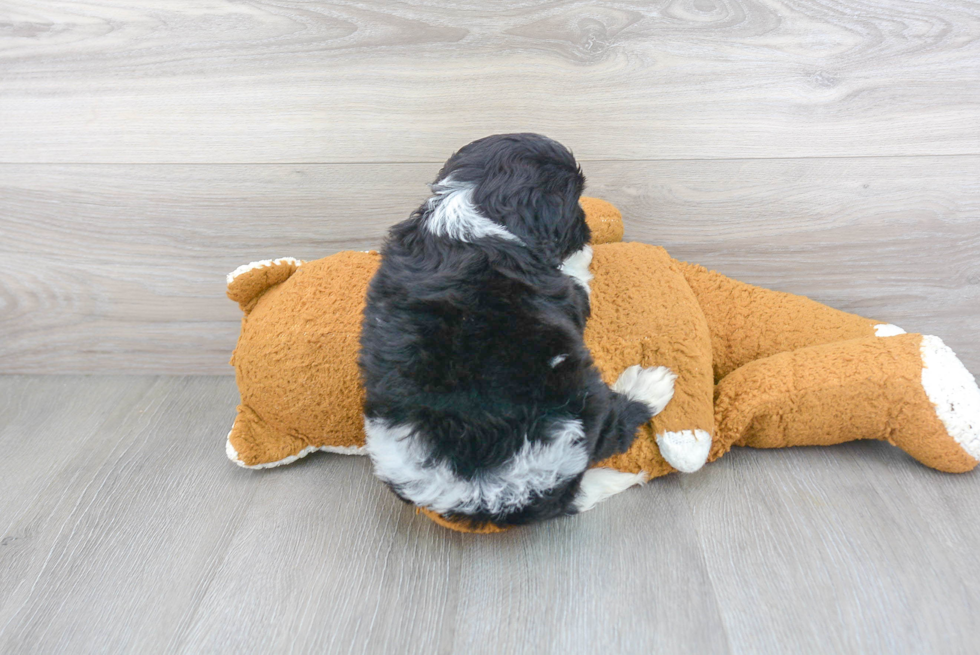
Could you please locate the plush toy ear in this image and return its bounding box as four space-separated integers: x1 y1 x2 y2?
580 197 624 245
226 257 303 314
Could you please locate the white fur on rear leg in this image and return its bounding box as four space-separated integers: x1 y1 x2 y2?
574 467 649 512
656 429 712 473
612 365 676 417
920 335 980 462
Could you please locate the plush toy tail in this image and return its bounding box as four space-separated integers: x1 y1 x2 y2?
713 333 980 473
226 257 303 314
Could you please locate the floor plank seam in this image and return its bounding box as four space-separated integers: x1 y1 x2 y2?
2 152 979 167
677 477 735 655
167 487 258 655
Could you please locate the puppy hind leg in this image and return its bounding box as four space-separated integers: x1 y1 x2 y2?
574 467 649 512
574 391 655 513
590 391 655 463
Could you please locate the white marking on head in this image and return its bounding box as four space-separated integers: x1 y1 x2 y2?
920 335 980 461
549 354 568 367
424 177 524 244
364 416 590 516
559 245 593 295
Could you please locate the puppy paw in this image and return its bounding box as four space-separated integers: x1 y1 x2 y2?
612 365 676 417
656 429 711 473
614 424 638 454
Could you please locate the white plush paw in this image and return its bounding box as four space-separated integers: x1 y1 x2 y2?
921 335 980 461
874 323 906 337
656 429 712 473
612 365 676 417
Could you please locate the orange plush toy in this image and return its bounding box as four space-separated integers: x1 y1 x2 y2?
225 198 980 532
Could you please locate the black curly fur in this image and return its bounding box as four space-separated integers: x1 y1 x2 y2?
358 134 652 527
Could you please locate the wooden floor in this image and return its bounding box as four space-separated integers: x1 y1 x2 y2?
3 1 980 652
2 375 980 654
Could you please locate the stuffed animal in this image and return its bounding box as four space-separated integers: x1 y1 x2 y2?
225 198 980 533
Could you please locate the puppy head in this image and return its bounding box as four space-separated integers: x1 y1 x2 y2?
432 133 588 262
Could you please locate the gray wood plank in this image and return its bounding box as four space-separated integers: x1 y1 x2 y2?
451 478 730 654
2 157 976 374
680 443 980 654
0 376 253 653
0 376 158 617
0 162 433 374
4 376 980 653
0 376 154 519
177 451 460 655
1 1 979 163
0 376 728 655
0 375 461 654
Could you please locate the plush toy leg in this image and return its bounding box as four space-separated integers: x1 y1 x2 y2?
227 404 366 469
227 404 309 468
674 260 897 381
589 244 717 477
712 334 980 473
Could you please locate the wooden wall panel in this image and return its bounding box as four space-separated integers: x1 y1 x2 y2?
2 158 976 373
1 1 979 163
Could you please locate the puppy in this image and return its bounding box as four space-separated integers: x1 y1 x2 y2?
358 133 674 527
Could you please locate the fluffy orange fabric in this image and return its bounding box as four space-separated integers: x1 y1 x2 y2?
225 197 980 532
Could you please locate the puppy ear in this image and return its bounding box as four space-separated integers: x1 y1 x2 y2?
526 173 590 261
445 134 587 260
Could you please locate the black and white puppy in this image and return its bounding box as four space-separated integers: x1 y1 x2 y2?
358 133 674 528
